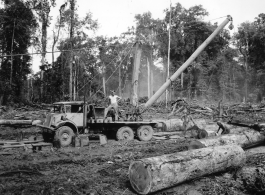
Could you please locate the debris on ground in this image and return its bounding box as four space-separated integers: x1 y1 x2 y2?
0 101 265 194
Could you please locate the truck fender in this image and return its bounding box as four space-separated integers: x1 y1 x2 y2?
55 121 78 133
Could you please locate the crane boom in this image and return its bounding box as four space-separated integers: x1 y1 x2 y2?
144 15 233 108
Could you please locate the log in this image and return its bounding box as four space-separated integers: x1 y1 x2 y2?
128 145 245 194
0 119 32 125
189 130 265 150
141 147 265 195
156 119 207 132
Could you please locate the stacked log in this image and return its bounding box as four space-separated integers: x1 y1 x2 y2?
189 130 265 150
129 145 245 194
156 119 207 132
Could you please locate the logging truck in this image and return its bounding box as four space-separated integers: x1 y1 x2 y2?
38 101 158 146
38 15 234 147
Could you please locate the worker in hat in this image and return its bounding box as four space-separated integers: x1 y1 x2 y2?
104 90 122 121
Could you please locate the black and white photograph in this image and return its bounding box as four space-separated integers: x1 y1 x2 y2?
0 0 265 194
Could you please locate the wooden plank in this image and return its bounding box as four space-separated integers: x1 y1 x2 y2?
0 120 32 125
0 140 44 145
0 142 51 149
32 142 52 147
0 144 31 149
112 121 157 124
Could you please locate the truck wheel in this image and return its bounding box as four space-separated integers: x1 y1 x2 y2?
55 126 74 147
116 126 134 141
137 125 154 141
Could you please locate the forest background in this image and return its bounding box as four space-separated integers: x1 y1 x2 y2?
1 0 265 106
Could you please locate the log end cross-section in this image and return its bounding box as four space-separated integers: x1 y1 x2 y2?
129 161 152 195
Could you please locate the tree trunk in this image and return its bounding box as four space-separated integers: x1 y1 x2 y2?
119 62 121 97
30 77 33 101
189 130 265 150
131 42 142 106
73 60 76 100
180 72 184 98
147 54 153 99
69 0 75 101
147 57 151 99
40 11 48 102
129 145 245 195
245 58 248 102
10 20 15 87
103 76 106 96
61 53 65 100
27 77 30 101
52 14 62 66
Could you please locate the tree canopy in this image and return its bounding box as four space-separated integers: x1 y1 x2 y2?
1 1 265 105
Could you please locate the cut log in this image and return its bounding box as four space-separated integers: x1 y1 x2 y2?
156 119 207 132
128 145 245 195
0 120 32 125
189 130 265 150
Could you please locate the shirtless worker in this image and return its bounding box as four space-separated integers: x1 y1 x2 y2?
104 90 122 121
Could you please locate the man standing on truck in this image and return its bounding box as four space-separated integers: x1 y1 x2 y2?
104 90 122 121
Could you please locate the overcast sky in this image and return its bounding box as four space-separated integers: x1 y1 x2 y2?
32 0 265 73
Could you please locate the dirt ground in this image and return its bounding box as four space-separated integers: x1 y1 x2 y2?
1 108 265 195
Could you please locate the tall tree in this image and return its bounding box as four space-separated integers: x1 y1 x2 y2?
68 0 75 100
0 0 37 104
233 22 255 101
31 0 56 101
39 8 99 102
51 2 67 66
134 12 162 98
249 14 265 99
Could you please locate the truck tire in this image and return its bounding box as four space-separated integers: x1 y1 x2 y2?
116 126 134 141
137 125 154 141
55 126 74 147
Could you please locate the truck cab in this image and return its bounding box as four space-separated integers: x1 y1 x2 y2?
38 101 86 146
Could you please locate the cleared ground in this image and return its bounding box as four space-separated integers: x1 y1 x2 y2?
0 107 265 195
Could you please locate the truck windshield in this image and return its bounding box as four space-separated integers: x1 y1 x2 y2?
53 105 64 113
53 104 83 113
71 105 83 113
